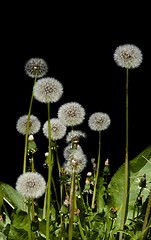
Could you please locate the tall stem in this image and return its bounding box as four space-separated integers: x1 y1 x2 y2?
68 168 75 240
28 198 32 240
23 75 37 174
46 102 53 240
119 68 129 240
91 130 101 209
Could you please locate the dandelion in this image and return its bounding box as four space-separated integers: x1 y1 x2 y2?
25 58 48 78
66 130 86 143
33 77 63 103
16 172 46 199
63 144 83 160
113 44 143 69
64 149 87 173
16 115 41 135
88 112 111 131
43 118 67 141
58 102 86 127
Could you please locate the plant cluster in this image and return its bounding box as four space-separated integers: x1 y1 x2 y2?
0 46 151 240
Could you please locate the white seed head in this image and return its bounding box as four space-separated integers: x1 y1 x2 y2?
16 172 46 199
66 130 86 143
43 118 67 141
64 149 87 173
16 115 41 135
58 102 86 127
88 112 111 131
33 77 63 103
113 44 143 69
25 58 48 78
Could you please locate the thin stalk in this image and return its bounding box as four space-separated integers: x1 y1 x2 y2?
28 198 32 240
75 197 85 239
46 102 53 240
55 141 63 206
91 130 101 209
140 190 151 240
23 74 37 174
68 167 75 240
43 183 48 219
119 68 129 240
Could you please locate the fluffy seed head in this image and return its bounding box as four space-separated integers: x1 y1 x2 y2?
58 102 85 126
113 44 143 69
33 77 63 103
16 172 46 198
25 58 48 78
43 118 67 141
66 130 86 143
88 112 111 131
16 115 41 135
63 149 87 173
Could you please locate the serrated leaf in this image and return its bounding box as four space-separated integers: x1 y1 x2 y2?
0 182 23 210
0 184 3 211
8 225 28 240
106 145 151 231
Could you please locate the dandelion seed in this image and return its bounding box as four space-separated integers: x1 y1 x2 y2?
63 144 83 160
43 118 67 141
25 58 48 78
16 172 46 199
88 112 111 131
113 44 143 69
58 102 86 127
16 115 41 135
33 77 63 103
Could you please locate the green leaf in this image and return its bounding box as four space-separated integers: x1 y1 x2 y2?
106 145 151 231
0 184 3 212
96 176 106 213
11 209 28 231
0 182 23 210
7 225 28 240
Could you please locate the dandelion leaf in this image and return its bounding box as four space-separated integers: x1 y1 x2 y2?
106 145 151 231
0 182 23 210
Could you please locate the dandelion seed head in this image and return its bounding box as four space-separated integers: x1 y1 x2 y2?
43 118 67 141
64 149 87 173
25 58 48 78
33 77 63 103
58 102 86 126
113 44 143 69
16 115 41 135
16 172 46 198
63 144 83 160
88 112 111 131
66 130 86 143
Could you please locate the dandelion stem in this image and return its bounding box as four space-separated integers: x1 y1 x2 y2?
28 198 32 240
119 68 129 240
46 102 53 240
68 167 75 240
23 74 37 174
91 130 101 209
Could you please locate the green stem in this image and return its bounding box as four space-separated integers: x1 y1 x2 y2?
46 102 53 240
91 130 101 209
23 75 37 174
140 190 151 240
28 198 32 240
119 68 129 240
68 168 75 240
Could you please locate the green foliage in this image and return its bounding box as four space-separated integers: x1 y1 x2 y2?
0 182 23 210
106 145 151 232
1 147 151 239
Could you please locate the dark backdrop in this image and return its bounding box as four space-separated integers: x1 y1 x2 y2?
1 3 151 189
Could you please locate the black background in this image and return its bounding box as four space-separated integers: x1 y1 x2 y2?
1 3 151 189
